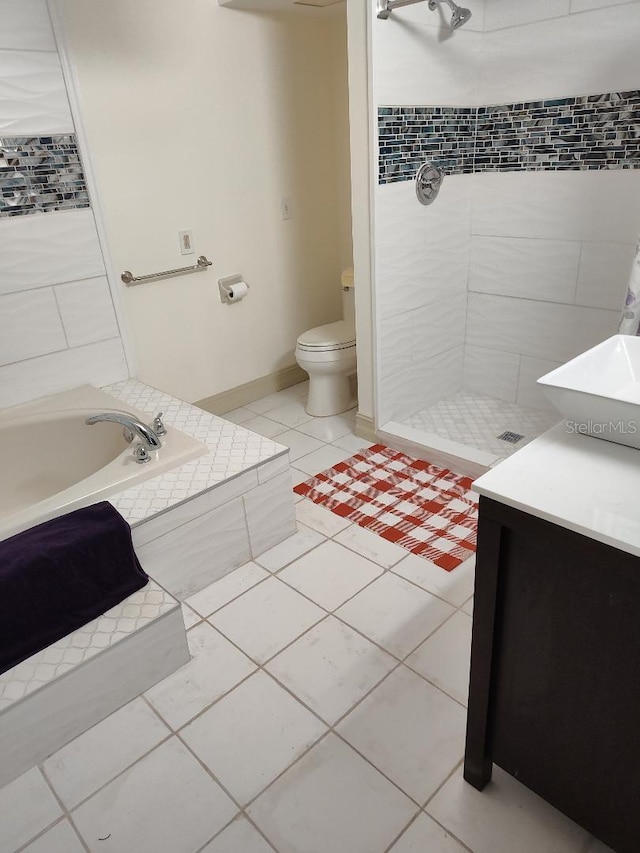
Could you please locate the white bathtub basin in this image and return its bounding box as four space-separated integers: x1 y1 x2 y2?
0 385 207 540
537 335 640 450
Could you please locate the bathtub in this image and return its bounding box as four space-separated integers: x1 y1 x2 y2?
0 384 207 542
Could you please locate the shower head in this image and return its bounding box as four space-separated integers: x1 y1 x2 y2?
428 0 472 30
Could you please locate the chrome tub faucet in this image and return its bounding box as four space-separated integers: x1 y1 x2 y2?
85 411 164 463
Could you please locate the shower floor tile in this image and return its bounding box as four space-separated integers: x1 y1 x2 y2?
402 391 560 461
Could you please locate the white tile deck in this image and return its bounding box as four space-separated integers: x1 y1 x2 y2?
0 380 608 852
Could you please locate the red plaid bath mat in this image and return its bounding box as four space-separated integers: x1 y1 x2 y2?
294 444 478 571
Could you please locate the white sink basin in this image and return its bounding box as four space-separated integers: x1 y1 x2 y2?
538 335 640 450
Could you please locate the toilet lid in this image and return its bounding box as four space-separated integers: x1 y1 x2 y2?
297 320 356 351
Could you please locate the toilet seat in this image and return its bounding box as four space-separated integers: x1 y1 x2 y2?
297 320 356 353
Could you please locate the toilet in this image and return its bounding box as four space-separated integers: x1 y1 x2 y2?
295 268 357 417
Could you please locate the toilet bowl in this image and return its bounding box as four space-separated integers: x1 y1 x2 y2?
295 269 357 417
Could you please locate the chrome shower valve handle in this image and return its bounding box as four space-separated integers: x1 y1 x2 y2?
416 163 445 206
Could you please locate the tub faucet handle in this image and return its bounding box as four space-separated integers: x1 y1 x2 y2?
132 443 152 464
153 412 167 436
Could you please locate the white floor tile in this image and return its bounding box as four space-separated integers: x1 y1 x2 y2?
72 739 237 853
389 813 467 853
248 734 417 853
337 666 466 803
255 524 325 572
461 596 474 616
406 611 472 706
246 385 308 416
182 603 201 629
266 617 396 724
186 563 269 617
295 500 352 536
222 406 255 424
0 768 61 852
241 415 288 439
336 573 455 659
296 413 354 443
295 444 356 476
43 697 170 809
334 523 407 568
279 540 382 611
427 766 590 853
22 820 86 853
201 817 275 853
182 671 326 805
276 430 325 462
210 577 325 663
332 432 375 454
290 465 311 488
144 622 256 729
393 554 476 607
263 400 313 429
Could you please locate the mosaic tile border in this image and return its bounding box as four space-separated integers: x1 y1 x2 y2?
379 90 640 184
0 134 90 217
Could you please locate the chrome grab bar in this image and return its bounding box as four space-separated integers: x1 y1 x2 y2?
121 255 212 286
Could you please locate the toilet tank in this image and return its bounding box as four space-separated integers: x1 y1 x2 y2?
341 267 355 328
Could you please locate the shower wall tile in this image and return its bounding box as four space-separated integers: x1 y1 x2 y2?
481 4 640 105
0 50 73 135
412 346 465 411
570 0 638 11
54 277 120 348
516 356 564 413
575 242 636 310
462 344 519 403
412 293 467 363
0 338 128 409
0 209 106 295
469 235 581 304
483 0 571 31
0 288 67 366
471 171 640 243
466 291 619 363
372 15 483 107
379 90 640 184
0 0 57 52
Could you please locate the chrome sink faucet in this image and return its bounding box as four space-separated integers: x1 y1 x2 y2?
85 411 164 463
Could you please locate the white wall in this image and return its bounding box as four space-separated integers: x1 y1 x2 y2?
370 0 640 425
53 0 352 405
0 0 129 409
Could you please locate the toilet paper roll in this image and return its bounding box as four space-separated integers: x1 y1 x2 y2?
227 281 248 301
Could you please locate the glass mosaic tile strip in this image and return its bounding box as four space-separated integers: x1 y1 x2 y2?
0 134 90 218
379 90 640 184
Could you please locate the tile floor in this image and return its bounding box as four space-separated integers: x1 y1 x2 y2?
1 382 611 853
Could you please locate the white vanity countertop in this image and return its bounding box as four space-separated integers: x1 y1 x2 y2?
473 422 640 558
104 379 288 526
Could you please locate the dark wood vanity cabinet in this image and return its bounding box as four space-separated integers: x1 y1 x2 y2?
464 497 640 853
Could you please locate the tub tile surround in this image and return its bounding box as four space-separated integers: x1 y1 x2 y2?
0 0 129 409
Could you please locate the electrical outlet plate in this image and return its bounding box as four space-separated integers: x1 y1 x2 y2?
178 229 194 255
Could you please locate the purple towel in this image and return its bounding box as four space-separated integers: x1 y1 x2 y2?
0 502 148 675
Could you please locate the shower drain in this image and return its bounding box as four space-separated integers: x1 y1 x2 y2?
497 431 525 444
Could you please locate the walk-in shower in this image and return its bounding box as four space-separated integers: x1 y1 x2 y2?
372 3 640 476
377 0 472 29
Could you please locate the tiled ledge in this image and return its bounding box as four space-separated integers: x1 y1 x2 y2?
104 379 289 526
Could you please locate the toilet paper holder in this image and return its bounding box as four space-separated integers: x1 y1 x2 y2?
218 274 250 304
